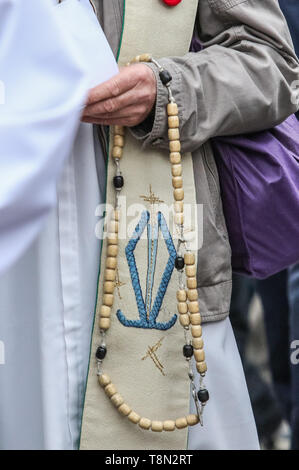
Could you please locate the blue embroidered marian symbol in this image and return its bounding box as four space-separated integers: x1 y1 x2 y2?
117 210 177 330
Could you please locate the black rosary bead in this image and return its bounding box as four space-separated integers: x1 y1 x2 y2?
197 389 209 403
113 175 124 189
159 69 172 86
183 344 194 358
175 256 185 270
96 346 107 360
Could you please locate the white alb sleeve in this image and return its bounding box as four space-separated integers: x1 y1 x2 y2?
0 0 88 273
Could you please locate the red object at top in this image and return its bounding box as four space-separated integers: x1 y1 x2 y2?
163 0 182 6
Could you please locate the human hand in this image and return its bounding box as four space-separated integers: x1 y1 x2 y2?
82 64 157 127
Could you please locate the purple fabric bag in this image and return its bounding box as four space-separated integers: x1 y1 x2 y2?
212 116 299 279
190 36 299 279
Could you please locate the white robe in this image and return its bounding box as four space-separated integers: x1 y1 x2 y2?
0 0 118 449
0 0 259 450
0 0 87 274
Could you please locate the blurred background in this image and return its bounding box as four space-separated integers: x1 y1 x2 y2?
230 0 299 451
230 274 297 450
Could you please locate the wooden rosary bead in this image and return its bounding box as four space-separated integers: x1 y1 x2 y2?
174 188 184 201
128 411 141 424
184 253 195 265
186 414 199 426
194 349 205 363
111 393 124 408
107 233 118 245
112 146 123 159
100 305 111 318
172 164 182 177
139 53 152 62
168 128 180 141
174 213 184 225
186 265 196 278
107 245 118 257
170 152 181 164
163 420 176 432
98 374 111 388
169 140 181 153
105 269 116 282
108 221 119 234
192 337 204 350
103 294 114 307
139 418 152 430
168 116 180 128
172 176 183 189
167 102 178 116
178 302 188 314
104 281 115 294
175 417 188 429
99 317 111 330
188 301 200 314
190 313 202 326
191 325 202 338
131 55 141 63
105 383 117 398
151 421 163 432
187 289 198 301
118 403 132 416
187 277 197 289
196 361 208 374
179 314 190 327
177 290 187 302
106 257 117 270
114 126 125 136
174 201 184 213
113 210 120 221
114 135 124 148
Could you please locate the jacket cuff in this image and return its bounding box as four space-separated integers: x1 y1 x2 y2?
130 59 184 150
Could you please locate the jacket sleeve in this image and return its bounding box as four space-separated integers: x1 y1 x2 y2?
132 0 299 153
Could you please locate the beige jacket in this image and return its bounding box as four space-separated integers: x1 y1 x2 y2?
96 0 299 322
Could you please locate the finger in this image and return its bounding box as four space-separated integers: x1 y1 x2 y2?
81 116 141 127
86 65 140 105
84 104 147 120
87 75 125 105
83 87 142 117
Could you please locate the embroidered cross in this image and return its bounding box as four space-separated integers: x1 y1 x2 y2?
114 269 125 300
141 337 165 376
140 185 164 207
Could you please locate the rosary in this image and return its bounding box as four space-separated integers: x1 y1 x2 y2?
95 54 209 433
